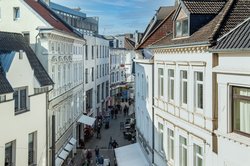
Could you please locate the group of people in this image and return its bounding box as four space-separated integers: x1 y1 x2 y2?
110 104 121 119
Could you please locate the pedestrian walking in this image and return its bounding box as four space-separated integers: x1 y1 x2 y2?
114 108 118 119
108 136 113 149
86 149 92 166
123 105 127 117
111 108 114 119
96 126 101 139
112 140 118 149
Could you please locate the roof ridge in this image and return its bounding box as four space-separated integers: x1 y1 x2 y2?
208 0 235 44
217 16 250 42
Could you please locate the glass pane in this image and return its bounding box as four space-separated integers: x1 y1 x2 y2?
197 157 203 166
170 139 174 159
183 82 187 104
234 99 250 134
13 91 18 110
171 80 174 100
182 19 188 35
5 142 13 165
183 148 187 166
198 84 203 109
169 69 174 77
197 72 203 81
176 21 182 37
182 71 187 79
20 89 26 109
234 87 250 97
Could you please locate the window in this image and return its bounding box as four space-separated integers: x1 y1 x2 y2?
92 46 94 59
99 65 101 78
180 70 188 105
232 87 250 135
176 19 188 37
158 123 164 152
91 67 94 81
168 69 175 101
193 144 203 166
85 45 88 60
28 132 37 165
97 85 100 103
85 68 88 84
168 129 174 161
13 87 28 112
106 81 109 97
13 7 20 20
158 68 164 97
179 136 187 166
63 64 66 86
97 46 99 58
195 72 203 110
0 95 6 103
5 141 16 166
97 66 99 79
102 83 105 100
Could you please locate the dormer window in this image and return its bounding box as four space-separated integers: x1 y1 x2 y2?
176 18 188 37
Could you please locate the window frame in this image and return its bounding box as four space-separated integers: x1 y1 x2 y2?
28 132 37 165
175 18 188 38
195 71 204 113
13 87 28 113
158 68 164 98
13 7 20 20
167 128 175 162
180 70 188 107
158 122 164 152
168 69 175 102
193 143 203 166
5 140 16 166
232 86 250 137
179 135 188 166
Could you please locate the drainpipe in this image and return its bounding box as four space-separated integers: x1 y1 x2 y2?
46 87 53 166
52 114 56 166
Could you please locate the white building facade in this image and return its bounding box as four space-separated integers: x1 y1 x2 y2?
0 0 86 165
84 35 110 117
134 59 154 164
211 18 250 166
0 32 53 166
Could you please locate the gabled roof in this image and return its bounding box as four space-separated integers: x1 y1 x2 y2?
150 0 250 48
0 69 13 95
0 31 54 87
212 17 250 51
136 6 175 49
125 38 135 50
183 0 226 14
24 0 81 37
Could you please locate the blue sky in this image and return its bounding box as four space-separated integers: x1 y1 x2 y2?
51 0 175 35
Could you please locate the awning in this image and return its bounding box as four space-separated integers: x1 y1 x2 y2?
58 150 69 160
69 137 77 145
55 157 63 166
77 114 96 126
115 143 150 166
64 143 73 152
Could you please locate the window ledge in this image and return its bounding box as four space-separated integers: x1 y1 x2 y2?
214 130 250 147
15 109 30 115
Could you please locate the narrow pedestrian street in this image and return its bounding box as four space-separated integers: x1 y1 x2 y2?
73 102 134 166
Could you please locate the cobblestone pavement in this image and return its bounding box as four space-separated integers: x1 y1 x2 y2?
72 102 134 166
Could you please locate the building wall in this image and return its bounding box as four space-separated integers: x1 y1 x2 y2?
215 52 250 166
0 52 47 166
135 60 153 164
153 48 216 166
84 35 110 117
0 0 86 164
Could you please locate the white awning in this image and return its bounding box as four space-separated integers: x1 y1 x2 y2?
69 137 77 145
59 150 69 160
115 143 150 166
56 157 64 166
77 114 96 126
